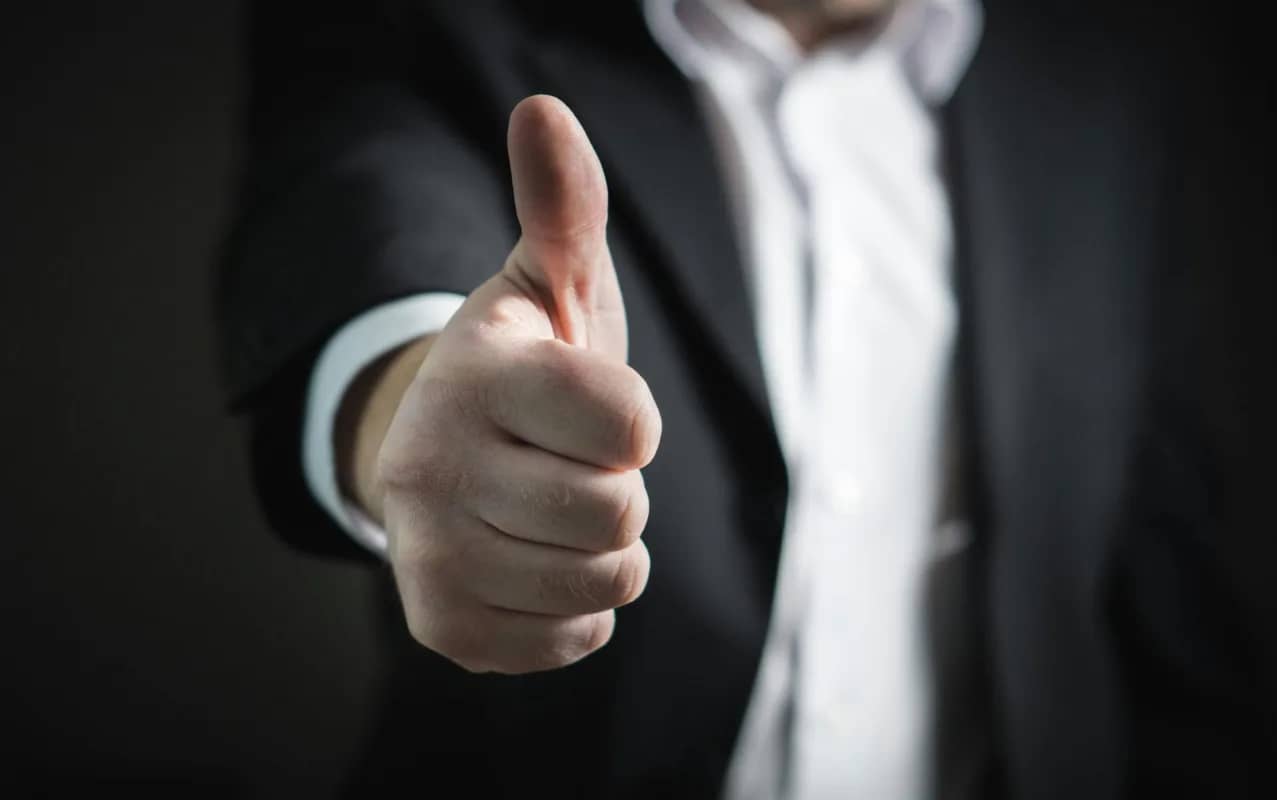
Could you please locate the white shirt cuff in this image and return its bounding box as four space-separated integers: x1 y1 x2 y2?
301 293 466 556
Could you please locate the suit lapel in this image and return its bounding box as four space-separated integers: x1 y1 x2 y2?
524 25 774 424
943 4 1164 795
516 2 1167 796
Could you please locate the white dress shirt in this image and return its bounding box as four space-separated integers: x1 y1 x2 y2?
301 1 981 797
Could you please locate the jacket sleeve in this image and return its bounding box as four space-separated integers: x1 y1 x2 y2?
215 1 517 557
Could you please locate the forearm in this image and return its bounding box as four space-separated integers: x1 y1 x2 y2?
335 334 437 526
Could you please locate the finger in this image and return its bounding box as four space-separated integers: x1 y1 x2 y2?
481 337 661 470
505 94 619 351
435 608 616 675
465 441 649 553
508 94 608 250
461 520 651 616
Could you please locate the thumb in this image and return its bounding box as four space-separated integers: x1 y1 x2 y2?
506 95 625 356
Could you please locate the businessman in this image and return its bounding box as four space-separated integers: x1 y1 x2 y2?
218 0 1275 797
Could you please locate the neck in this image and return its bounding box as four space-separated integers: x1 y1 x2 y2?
748 0 896 51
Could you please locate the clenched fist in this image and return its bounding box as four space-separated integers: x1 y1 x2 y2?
357 96 662 674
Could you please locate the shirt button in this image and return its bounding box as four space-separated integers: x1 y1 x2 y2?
827 471 864 516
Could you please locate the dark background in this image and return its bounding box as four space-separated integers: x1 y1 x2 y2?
2 4 383 793
2 2 1274 796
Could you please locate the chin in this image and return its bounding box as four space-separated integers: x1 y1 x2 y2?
755 0 894 17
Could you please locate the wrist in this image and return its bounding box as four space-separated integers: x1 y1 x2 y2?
335 334 436 525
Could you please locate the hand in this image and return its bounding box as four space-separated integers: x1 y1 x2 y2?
372 95 661 674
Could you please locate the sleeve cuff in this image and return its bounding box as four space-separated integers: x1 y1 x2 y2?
301 293 466 557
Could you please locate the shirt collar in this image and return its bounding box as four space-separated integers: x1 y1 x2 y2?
644 0 983 105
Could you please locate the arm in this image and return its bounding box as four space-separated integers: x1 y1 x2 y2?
220 8 661 675
324 96 660 675
334 333 435 528
300 294 464 553
217 3 513 555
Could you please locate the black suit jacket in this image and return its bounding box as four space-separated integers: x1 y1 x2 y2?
217 1 1276 797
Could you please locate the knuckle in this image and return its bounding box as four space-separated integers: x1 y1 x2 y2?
551 566 600 611
463 310 516 349
542 616 610 669
624 376 662 468
537 475 576 512
604 369 659 468
604 475 648 551
609 374 646 463
606 546 649 607
586 611 616 654
534 636 584 671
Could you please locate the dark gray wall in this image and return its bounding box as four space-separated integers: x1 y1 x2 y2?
2 4 382 793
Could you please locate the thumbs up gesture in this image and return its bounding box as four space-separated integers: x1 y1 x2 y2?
375 96 662 674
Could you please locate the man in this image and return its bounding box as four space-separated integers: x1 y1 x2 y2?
218 0 1275 797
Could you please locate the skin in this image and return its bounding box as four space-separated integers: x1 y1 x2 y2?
337 3 895 674
749 0 897 49
343 96 658 674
